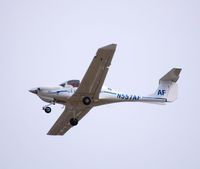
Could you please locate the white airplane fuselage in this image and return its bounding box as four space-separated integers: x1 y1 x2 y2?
30 85 144 107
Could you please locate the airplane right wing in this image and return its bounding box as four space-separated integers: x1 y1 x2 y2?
72 44 117 100
47 104 92 135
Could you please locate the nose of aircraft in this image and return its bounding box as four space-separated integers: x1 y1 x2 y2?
29 88 38 94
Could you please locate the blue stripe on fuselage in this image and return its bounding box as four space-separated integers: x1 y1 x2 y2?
48 90 72 94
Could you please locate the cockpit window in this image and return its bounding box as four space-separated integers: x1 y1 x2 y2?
60 80 80 87
67 80 80 87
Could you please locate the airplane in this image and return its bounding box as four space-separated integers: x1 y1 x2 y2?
29 44 182 136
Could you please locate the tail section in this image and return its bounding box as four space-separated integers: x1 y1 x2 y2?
149 68 182 102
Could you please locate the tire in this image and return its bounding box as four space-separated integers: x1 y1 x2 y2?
70 118 78 126
82 97 91 105
44 107 51 113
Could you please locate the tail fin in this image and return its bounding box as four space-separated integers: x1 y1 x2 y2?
150 68 182 102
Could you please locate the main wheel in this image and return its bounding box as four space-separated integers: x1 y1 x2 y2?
82 97 91 105
70 118 78 126
44 107 51 113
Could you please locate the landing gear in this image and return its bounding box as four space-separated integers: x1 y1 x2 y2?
82 97 91 105
42 101 55 113
43 106 51 113
70 118 78 126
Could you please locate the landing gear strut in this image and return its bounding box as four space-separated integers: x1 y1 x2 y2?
43 101 55 113
70 118 78 126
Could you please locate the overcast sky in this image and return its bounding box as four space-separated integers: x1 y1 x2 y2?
0 0 200 168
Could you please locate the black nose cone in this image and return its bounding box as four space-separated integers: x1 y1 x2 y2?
29 89 38 94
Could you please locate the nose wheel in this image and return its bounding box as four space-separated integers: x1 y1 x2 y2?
42 101 55 113
43 106 51 113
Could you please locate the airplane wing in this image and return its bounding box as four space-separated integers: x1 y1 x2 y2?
47 104 92 135
47 44 116 135
73 44 117 100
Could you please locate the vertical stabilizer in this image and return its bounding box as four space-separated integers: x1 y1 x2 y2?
150 68 182 102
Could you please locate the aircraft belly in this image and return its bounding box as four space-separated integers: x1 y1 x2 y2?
39 96 54 103
53 95 71 103
39 92 72 104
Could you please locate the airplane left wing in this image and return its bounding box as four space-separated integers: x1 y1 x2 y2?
73 44 117 100
47 104 92 135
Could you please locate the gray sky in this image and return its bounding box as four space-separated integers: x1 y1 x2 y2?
0 0 200 168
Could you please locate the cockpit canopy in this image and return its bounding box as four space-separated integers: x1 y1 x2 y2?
60 80 80 88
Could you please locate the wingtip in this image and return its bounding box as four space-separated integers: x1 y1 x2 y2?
172 68 182 76
100 44 117 50
47 132 64 136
